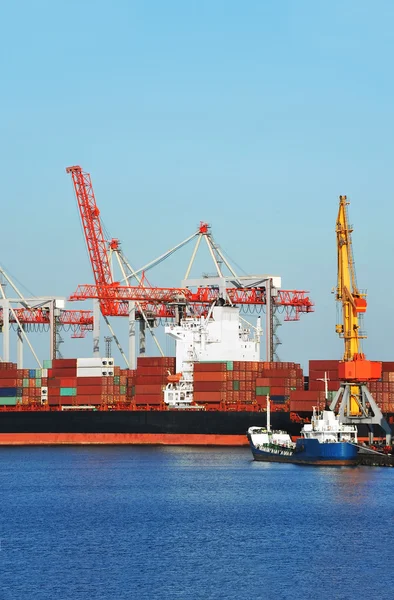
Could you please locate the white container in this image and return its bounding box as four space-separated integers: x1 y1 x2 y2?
77 358 103 368
77 367 103 378
101 369 114 376
101 358 114 366
41 369 48 378
41 387 48 395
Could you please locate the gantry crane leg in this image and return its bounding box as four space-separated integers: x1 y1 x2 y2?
330 383 392 445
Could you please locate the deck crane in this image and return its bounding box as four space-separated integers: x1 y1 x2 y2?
66 165 314 367
329 195 391 444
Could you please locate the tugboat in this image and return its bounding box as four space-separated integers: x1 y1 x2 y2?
247 397 359 466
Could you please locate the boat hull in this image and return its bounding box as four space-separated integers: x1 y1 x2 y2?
248 436 359 466
0 410 296 446
0 409 390 447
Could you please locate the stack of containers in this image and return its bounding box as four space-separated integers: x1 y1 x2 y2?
368 362 394 414
289 360 340 414
193 362 232 410
77 357 111 406
193 361 304 411
0 362 19 406
133 356 175 407
47 359 78 406
253 362 304 411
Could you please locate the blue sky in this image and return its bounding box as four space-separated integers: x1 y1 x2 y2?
0 0 393 369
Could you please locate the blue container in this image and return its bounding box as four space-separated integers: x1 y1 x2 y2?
270 395 287 404
29 369 36 378
0 387 17 397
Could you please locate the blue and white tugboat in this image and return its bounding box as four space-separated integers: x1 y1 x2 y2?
247 397 359 466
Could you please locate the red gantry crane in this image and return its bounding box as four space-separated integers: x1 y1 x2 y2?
66 165 314 366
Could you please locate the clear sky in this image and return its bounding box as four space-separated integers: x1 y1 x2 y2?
0 0 393 369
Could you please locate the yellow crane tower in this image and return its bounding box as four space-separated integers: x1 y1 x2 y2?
330 195 391 445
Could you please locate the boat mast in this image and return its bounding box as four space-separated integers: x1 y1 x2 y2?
266 394 271 432
316 371 329 409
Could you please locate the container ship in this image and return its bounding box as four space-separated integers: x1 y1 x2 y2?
0 304 393 446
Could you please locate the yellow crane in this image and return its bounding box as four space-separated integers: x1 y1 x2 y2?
331 195 391 444
335 195 380 381
335 195 367 362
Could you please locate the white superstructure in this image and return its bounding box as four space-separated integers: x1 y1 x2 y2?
301 407 358 443
163 305 262 408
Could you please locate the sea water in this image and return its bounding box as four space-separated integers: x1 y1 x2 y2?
0 446 393 600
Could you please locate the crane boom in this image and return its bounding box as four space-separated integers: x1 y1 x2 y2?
335 195 367 361
335 195 380 381
66 166 117 316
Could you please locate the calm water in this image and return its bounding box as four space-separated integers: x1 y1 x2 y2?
1 446 393 600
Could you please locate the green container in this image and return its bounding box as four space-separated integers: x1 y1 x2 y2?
120 385 126 395
226 361 234 371
43 360 52 369
35 379 42 387
23 379 29 388
256 386 270 396
60 387 77 397
233 380 240 391
35 370 42 379
114 376 120 385
0 397 17 405
131 385 135 397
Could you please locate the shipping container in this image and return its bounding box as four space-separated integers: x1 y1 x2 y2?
76 386 103 395
193 381 227 392
255 386 270 396
0 397 18 405
60 388 77 397
0 387 17 397
194 362 227 372
193 371 227 382
52 359 77 369
134 394 163 405
76 367 103 378
193 391 222 402
134 384 164 395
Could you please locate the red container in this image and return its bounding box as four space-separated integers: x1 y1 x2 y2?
77 386 103 395
137 357 175 368
194 362 227 372
60 378 77 387
51 368 77 378
290 400 317 412
134 384 164 395
308 369 339 380
52 359 77 368
136 366 172 376
194 381 227 392
76 395 102 405
290 390 324 401
255 377 270 386
382 362 394 372
0 370 19 379
48 396 61 405
0 379 17 387
194 371 227 382
75 377 103 386
309 360 339 370
134 394 163 405
193 391 222 402
134 375 167 385
270 386 286 395
308 380 340 391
